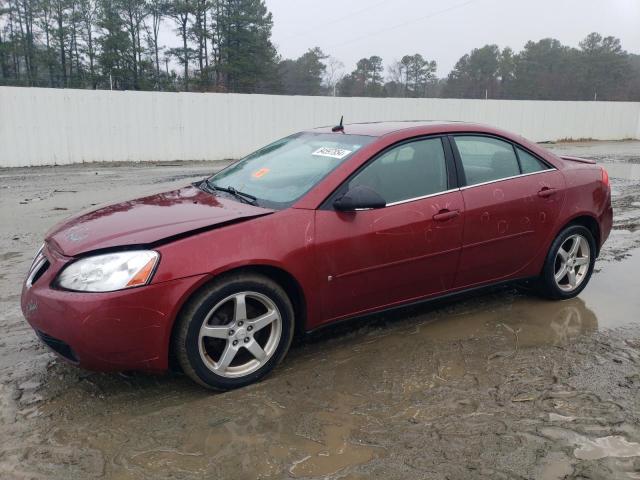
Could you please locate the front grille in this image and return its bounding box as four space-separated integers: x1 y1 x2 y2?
26 254 49 288
36 330 78 363
31 260 49 285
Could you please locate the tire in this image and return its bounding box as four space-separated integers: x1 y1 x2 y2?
537 225 597 300
174 273 295 390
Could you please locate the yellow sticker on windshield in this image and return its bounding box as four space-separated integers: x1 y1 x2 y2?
252 168 270 178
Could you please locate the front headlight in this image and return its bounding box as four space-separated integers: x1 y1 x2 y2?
56 250 159 292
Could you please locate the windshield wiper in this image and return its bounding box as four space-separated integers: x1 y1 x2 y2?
206 180 258 206
197 179 215 193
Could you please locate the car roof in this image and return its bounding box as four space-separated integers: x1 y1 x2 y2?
308 120 484 137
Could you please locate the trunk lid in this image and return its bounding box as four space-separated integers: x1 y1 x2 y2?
559 155 597 165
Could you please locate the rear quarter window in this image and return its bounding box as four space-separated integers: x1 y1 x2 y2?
517 147 550 174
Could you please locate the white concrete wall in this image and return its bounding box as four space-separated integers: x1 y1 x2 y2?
1 86 639 168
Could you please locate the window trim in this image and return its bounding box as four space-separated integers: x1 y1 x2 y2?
448 133 554 188
385 187 461 206
459 168 555 190
320 134 458 210
514 144 551 175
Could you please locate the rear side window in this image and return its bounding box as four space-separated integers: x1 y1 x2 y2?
454 136 520 186
517 147 549 174
348 137 448 204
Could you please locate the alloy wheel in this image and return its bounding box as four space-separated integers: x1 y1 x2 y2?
197 291 282 378
554 234 591 292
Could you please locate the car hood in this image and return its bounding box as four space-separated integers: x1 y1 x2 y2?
46 185 274 256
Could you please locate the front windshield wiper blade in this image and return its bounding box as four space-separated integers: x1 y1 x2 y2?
197 178 215 193
206 181 258 206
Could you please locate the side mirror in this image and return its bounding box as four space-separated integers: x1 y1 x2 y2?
333 185 386 211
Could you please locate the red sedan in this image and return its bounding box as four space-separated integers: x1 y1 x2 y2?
21 121 612 389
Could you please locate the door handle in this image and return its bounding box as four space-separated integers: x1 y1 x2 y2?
537 187 557 198
432 209 460 222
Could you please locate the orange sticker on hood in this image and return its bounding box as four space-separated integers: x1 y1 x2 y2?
252 168 270 178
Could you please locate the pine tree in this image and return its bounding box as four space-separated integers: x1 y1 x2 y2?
216 0 277 93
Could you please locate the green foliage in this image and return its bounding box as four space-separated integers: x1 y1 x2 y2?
577 32 633 100
444 34 637 101
278 47 326 95
510 39 580 99
0 0 638 103
387 53 437 97
0 0 279 92
444 44 503 98
97 0 133 88
337 55 385 97
215 0 277 93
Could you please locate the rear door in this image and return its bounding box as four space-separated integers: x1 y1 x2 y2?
314 136 464 322
451 135 565 288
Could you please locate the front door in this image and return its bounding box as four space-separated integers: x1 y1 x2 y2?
314 136 465 323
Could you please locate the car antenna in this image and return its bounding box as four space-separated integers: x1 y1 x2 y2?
332 116 344 133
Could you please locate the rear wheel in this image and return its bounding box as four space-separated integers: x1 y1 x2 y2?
174 273 295 390
537 225 596 300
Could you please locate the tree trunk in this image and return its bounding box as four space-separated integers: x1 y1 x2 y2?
203 5 208 71
182 20 188 91
14 0 32 84
128 12 138 89
56 3 66 87
22 0 35 84
0 30 8 79
88 28 95 89
7 9 20 79
71 3 79 86
44 26 53 86
154 37 160 86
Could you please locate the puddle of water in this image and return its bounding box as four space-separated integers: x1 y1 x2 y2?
400 293 598 350
574 436 640 460
537 452 574 480
548 413 576 422
288 422 380 477
581 248 640 330
286 393 382 478
541 427 640 461
337 248 640 354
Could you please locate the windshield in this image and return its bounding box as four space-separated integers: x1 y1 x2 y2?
207 132 375 208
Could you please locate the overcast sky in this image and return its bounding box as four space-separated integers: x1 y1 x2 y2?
266 0 640 76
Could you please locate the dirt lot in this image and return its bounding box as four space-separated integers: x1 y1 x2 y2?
1 141 640 479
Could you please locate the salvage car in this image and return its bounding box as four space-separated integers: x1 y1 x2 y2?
21 121 613 389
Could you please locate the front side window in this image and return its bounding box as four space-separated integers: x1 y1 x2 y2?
454 136 520 186
348 137 448 204
209 132 375 208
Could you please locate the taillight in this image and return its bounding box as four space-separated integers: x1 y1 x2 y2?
601 167 610 189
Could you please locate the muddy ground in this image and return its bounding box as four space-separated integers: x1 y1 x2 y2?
1 141 640 479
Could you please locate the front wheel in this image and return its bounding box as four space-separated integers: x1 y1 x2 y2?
174 273 295 390
537 225 596 300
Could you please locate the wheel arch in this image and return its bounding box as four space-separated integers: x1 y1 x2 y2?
167 264 307 371
555 214 601 256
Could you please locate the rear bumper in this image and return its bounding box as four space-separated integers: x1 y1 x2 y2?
599 200 613 253
21 251 207 372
